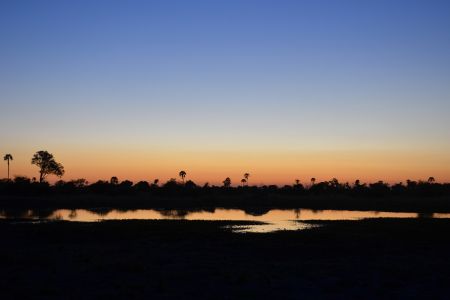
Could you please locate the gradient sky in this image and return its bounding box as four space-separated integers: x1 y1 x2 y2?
1 0 450 185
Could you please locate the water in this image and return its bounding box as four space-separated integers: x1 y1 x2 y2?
1 208 449 233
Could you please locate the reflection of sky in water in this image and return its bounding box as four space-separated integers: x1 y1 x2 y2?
2 209 450 233
227 221 320 233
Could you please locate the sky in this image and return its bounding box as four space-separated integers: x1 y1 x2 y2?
1 0 450 185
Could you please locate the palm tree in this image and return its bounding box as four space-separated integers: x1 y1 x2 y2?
244 173 250 186
295 179 300 186
241 178 247 187
179 170 186 183
310 177 316 186
428 177 435 184
3 154 13 180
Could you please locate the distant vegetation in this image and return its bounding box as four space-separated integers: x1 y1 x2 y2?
1 174 448 199
1 151 449 212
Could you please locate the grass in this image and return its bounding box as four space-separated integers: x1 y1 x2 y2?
1 218 450 299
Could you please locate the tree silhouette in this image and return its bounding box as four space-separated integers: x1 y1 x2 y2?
310 177 316 186
110 176 119 185
31 151 64 183
71 178 88 188
3 154 13 180
119 180 133 189
179 170 186 183
134 181 150 192
244 173 250 186
223 177 231 188
185 180 197 189
241 178 247 187
295 179 300 186
163 178 178 189
428 177 435 184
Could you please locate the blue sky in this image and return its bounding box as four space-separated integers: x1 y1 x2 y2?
1 0 450 183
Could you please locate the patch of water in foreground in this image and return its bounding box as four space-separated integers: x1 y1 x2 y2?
225 220 321 233
1 208 449 233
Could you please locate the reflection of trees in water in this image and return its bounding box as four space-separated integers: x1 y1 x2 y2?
68 210 77 219
1 207 440 221
1 209 31 218
32 209 55 219
417 212 434 218
157 208 217 219
311 209 322 214
88 208 113 216
243 207 270 216
0 209 56 219
158 210 189 219
115 208 133 213
51 214 62 220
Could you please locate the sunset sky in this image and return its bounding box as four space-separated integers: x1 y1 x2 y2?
1 0 450 185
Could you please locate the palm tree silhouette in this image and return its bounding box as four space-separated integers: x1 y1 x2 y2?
428 177 435 184
241 178 247 187
179 170 186 183
310 177 316 186
244 173 250 186
3 154 13 180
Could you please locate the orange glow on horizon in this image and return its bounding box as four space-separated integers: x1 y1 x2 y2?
3 146 450 185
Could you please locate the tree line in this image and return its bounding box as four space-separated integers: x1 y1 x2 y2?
3 151 64 183
2 150 448 198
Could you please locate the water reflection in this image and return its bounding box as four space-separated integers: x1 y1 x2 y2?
1 208 449 233
158 210 189 219
228 221 319 233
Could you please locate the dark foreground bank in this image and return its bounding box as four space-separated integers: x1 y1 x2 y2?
1 218 450 299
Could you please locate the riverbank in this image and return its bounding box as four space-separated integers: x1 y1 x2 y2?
1 218 450 299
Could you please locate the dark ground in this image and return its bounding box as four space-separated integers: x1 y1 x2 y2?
1 218 450 299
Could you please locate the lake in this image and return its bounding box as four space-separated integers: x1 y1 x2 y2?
1 208 449 233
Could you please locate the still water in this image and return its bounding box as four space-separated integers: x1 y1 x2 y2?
2 208 450 233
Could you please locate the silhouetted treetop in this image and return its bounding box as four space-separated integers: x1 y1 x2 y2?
223 177 231 188
110 177 119 185
244 173 250 185
3 154 13 180
31 151 64 183
179 170 187 183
